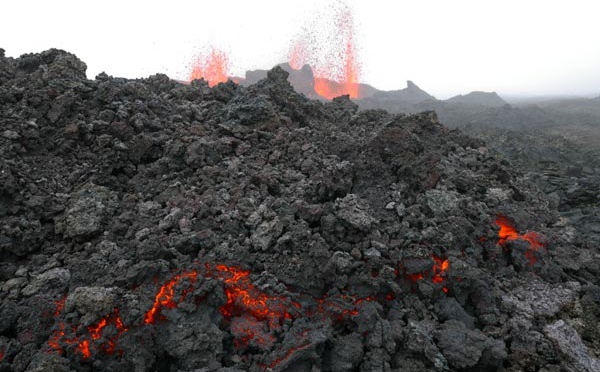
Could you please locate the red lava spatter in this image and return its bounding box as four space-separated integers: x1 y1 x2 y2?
495 214 547 265
0 347 5 362
189 48 230 87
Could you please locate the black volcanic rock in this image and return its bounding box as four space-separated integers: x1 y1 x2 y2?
241 63 318 98
446 91 507 107
357 80 437 112
0 49 598 372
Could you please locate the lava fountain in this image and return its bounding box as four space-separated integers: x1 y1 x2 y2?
289 3 362 99
189 48 230 87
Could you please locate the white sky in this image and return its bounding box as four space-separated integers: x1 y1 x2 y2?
2 0 600 98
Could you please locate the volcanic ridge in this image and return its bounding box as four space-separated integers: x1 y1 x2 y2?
0 49 599 372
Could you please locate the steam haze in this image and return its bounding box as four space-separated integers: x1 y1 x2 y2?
2 0 599 98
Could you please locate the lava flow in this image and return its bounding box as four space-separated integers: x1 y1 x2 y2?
495 214 547 265
189 48 230 87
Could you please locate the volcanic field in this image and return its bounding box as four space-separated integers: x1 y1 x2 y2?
0 49 599 372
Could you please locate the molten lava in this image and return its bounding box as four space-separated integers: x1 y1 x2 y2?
211 264 299 323
47 292 129 359
78 340 90 359
45 261 410 362
496 214 519 245
48 323 80 356
48 308 128 359
432 255 450 284
495 214 547 265
403 255 450 292
189 48 230 87
144 270 198 324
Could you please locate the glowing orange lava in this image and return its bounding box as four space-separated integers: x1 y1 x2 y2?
496 214 519 245
190 48 230 87
403 255 450 290
48 308 128 359
432 255 450 284
78 340 90 359
47 323 79 355
495 214 547 265
211 264 298 323
89 318 107 341
144 270 198 324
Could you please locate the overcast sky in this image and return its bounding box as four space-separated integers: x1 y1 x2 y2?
2 0 600 98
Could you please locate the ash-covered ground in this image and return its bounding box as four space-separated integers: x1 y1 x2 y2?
0 49 599 372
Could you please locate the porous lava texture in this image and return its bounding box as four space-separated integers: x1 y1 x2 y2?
0 49 599 372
